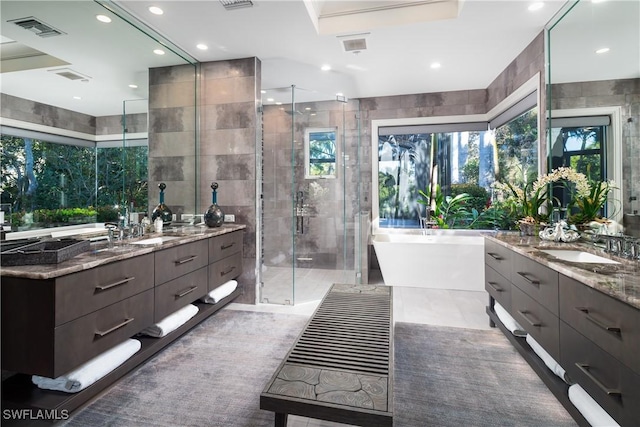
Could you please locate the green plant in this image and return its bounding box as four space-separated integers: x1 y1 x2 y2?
418 184 473 228
566 179 616 224
451 184 488 213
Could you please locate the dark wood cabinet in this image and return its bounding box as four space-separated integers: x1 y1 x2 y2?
154 267 208 322
485 236 639 427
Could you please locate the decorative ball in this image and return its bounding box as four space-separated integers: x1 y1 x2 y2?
151 203 172 225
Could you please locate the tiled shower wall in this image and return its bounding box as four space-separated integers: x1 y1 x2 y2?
262 99 360 271
549 77 640 216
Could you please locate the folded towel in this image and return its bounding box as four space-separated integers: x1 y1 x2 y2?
32 339 141 393
494 302 527 337
139 304 199 338
201 280 238 304
526 334 569 383
569 384 620 427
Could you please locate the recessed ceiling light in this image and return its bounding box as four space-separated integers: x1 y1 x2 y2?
260 90 266 94
321 64 331 71
591 0 607 3
196 44 208 50
528 2 544 11
129 84 138 89
267 98 274 102
305 107 311 111
153 49 165 55
430 62 441 69
275 102 282 105
96 15 112 23
149 6 164 15
73 96 81 100
595 47 610 54
336 92 344 97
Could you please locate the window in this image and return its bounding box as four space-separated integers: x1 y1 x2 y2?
374 105 539 230
305 128 337 179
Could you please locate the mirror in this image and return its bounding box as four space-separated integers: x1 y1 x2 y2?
0 0 196 233
547 0 640 225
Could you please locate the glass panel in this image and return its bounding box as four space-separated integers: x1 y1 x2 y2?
305 127 337 178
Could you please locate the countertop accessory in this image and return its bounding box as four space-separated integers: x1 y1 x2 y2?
204 182 224 227
1 238 90 266
151 182 173 225
539 220 580 243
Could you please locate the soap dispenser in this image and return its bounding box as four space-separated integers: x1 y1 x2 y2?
204 182 224 227
151 182 173 225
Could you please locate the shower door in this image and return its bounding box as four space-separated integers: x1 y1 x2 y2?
260 86 362 305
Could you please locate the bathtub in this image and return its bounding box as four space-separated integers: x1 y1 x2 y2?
371 230 486 291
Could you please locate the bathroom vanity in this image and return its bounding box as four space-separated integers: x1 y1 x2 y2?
1 225 245 419
484 233 640 426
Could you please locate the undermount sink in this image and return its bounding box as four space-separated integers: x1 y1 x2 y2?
539 249 620 264
130 236 181 245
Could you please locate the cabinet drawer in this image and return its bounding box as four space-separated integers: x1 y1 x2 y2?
511 285 559 360
209 231 243 264
54 289 153 377
155 266 208 322
561 322 640 426
559 274 640 375
485 265 512 311
55 254 154 326
484 239 512 280
511 252 559 315
155 239 208 285
209 252 242 291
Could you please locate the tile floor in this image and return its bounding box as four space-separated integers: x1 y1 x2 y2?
226 268 492 426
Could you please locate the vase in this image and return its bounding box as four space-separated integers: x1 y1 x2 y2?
151 182 173 225
204 182 224 228
519 222 537 236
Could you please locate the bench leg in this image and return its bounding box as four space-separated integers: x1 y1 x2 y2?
275 412 288 427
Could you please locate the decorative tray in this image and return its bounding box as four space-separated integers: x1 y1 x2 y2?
1 238 90 266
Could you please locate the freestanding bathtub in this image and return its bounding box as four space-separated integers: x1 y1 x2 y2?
371 229 486 291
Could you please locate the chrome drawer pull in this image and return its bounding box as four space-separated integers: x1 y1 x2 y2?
95 277 135 291
575 363 622 397
221 266 236 276
176 286 198 298
487 282 503 292
95 317 134 337
175 255 197 265
221 242 235 250
516 272 540 286
517 310 541 327
575 307 622 335
487 252 503 260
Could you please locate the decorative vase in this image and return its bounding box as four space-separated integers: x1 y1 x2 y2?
151 182 173 225
204 182 224 228
519 222 537 236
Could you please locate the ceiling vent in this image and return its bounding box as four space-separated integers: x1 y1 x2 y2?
49 68 91 82
10 17 65 38
337 33 369 54
219 0 253 10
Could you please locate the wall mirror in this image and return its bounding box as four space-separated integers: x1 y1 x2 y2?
546 0 640 222
0 0 196 234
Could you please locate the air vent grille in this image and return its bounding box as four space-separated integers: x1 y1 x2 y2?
219 0 253 10
10 17 65 38
342 38 367 52
49 68 91 82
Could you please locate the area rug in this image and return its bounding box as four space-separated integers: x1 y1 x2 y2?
59 311 577 427
394 322 577 427
59 309 309 427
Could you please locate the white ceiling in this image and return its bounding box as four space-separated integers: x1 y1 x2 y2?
0 0 636 118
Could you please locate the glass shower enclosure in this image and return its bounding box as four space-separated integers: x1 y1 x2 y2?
259 86 364 305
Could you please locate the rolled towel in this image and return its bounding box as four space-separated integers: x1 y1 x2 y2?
201 280 238 304
139 304 199 338
569 384 620 427
494 302 527 337
32 339 141 393
526 334 569 383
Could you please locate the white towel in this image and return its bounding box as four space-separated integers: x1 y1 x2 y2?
526 334 569 383
139 304 199 338
201 280 238 304
569 384 620 427
494 302 527 337
32 339 141 393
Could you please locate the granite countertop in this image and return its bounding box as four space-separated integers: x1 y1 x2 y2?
486 232 640 310
0 224 246 280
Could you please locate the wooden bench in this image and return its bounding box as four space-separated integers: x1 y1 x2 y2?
260 284 393 427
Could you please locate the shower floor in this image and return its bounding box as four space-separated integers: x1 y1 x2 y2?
260 266 356 305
